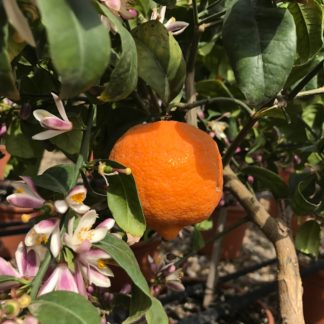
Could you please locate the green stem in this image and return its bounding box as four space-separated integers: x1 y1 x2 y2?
30 252 51 299
174 97 254 116
222 115 258 166
72 105 96 184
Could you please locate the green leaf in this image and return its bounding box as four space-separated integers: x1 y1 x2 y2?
29 291 101 324
2 0 35 46
36 0 110 98
0 3 19 100
50 129 82 155
33 164 75 195
132 20 186 104
288 0 323 64
107 161 146 238
5 120 43 159
195 79 233 98
291 180 320 215
124 285 152 324
295 220 320 257
223 0 296 107
95 234 151 300
242 166 289 198
98 4 138 102
145 297 169 324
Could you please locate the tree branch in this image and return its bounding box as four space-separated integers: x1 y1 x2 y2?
223 165 304 324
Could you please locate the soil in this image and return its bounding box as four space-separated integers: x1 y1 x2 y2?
160 224 278 323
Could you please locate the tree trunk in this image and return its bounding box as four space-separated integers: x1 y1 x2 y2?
223 165 304 324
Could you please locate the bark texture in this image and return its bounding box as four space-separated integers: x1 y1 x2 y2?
224 165 304 324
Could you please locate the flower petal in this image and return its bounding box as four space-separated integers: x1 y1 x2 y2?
51 93 69 122
70 203 90 214
74 210 98 235
54 200 68 214
87 266 111 288
34 218 59 235
0 258 19 277
32 129 67 140
20 176 42 198
75 262 87 297
103 0 121 11
67 185 87 204
38 266 61 296
165 19 189 35
25 229 37 247
56 264 79 293
33 109 56 122
96 218 115 230
50 224 61 258
81 249 111 262
7 193 44 209
90 228 108 243
25 248 40 278
41 117 72 131
15 242 27 276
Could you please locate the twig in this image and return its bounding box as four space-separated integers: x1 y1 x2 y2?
173 216 248 268
174 97 254 116
184 0 201 127
224 165 304 323
296 86 324 98
203 208 227 308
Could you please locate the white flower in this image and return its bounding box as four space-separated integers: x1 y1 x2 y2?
54 185 90 215
32 93 73 140
64 210 115 252
25 218 61 258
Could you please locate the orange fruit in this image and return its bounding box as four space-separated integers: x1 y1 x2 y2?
109 120 223 240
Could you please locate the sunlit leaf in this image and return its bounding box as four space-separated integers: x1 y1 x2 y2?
36 0 111 98
29 291 101 324
132 21 186 104
107 161 146 238
295 220 320 257
288 0 323 64
223 0 296 107
98 4 138 102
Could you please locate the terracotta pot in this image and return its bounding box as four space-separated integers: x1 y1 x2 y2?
303 271 324 324
0 145 10 180
201 206 248 260
109 237 161 292
257 300 275 324
0 204 30 259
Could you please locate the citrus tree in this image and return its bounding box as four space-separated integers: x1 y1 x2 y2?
0 0 323 323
